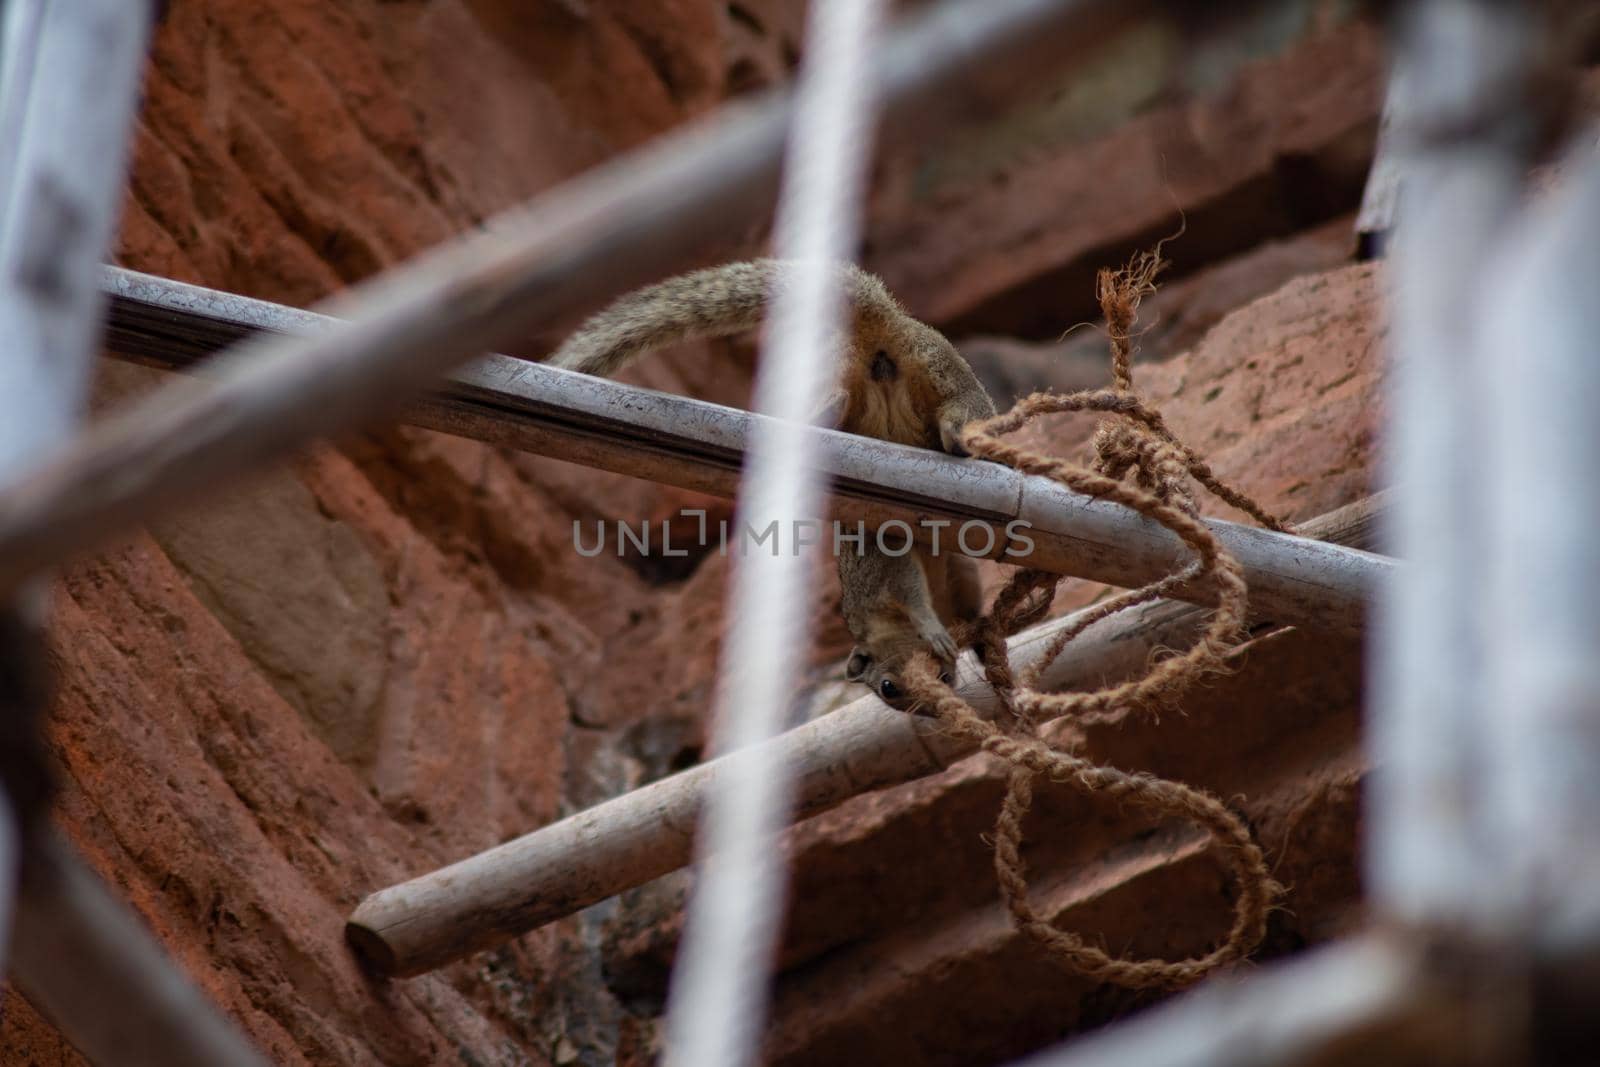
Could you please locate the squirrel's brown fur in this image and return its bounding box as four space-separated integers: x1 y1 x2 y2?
549 259 996 707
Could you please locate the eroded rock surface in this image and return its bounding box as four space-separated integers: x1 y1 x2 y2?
4 3 1387 1065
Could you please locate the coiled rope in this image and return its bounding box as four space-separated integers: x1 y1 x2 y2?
903 250 1290 990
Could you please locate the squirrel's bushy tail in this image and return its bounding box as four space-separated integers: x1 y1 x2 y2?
546 259 891 376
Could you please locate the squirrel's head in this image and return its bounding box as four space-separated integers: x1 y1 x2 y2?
845 635 954 714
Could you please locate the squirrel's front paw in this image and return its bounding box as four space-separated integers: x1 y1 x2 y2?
919 624 959 668
938 417 971 457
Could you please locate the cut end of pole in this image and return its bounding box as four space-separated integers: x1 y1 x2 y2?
344 914 401 976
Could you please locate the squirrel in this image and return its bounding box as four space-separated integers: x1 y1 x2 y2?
548 259 996 708
838 534 983 705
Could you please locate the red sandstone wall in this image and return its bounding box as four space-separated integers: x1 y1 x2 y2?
7 3 802 1064
1 3 1391 1064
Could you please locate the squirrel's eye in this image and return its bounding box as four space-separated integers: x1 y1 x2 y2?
879 679 902 701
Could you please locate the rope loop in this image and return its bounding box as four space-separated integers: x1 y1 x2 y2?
899 251 1289 990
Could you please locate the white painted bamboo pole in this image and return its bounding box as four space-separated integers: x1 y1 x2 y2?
0 0 59 966
1479 135 1600 945
1355 75 1407 260
345 495 1384 977
0 0 145 485
0 1 268 1063
12 830 272 1067
0 0 49 980
1006 936 1463 1067
661 4 887 1063
1368 0 1543 927
0 0 1163 604
96 268 1392 638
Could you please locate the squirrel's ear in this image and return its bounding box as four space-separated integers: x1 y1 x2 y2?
845 648 872 680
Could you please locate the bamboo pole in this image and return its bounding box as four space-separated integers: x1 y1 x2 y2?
11 831 271 1067
1006 935 1483 1067
99 267 1392 638
345 494 1385 977
1354 79 1405 260
0 0 147 487
0 0 1173 605
1367 0 1546 927
1480 133 1600 940
660 2 888 1064
0 1 267 1063
0 0 40 966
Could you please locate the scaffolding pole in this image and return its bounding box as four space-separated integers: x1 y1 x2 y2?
1480 121 1600 945
661 2 888 1062
94 267 1391 637
1010 936 1462 1067
1367 0 1546 928
0 0 268 1063
345 494 1384 977
0 0 1175 603
12 831 273 1067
